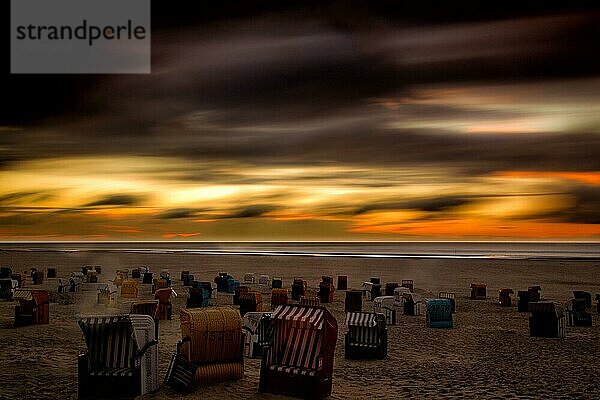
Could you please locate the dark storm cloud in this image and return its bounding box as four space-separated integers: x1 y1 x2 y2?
354 196 472 215
224 204 278 219
157 208 202 219
84 194 142 207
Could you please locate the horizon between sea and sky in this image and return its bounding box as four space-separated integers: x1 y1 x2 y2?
2 2 599 241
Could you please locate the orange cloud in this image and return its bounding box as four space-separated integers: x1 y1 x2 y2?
495 171 600 185
350 218 600 238
162 232 202 238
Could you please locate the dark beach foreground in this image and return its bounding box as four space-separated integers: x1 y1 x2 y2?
0 243 599 399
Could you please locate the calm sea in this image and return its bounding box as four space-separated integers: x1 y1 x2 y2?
0 242 599 260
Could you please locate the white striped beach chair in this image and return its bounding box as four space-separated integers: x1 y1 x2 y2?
242 312 273 358
344 311 387 359
77 314 159 399
259 305 338 399
373 296 396 325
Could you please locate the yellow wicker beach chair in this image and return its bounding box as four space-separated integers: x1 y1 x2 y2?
121 280 139 298
166 307 244 391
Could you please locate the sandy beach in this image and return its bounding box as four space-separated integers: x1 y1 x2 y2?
1 247 599 399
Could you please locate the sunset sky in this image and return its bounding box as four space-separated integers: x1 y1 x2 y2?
2 2 599 240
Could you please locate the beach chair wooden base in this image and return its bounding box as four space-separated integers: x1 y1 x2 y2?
78 354 142 400
259 367 331 400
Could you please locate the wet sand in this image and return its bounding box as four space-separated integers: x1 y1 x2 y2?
1 249 599 399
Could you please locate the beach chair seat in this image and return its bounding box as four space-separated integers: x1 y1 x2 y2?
155 288 175 320
567 298 592 327
180 270 190 282
426 298 453 328
385 282 399 296
259 305 338 399
438 292 456 312
345 311 387 359
0 267 12 279
470 283 487 300
239 291 263 316
401 279 414 292
318 280 335 303
187 287 210 308
142 272 153 284
528 286 542 302
573 291 592 308
165 307 244 392
499 288 514 307
77 314 159 399
271 288 289 309
403 293 423 316
121 280 139 298
393 287 411 307
259 275 270 285
345 290 362 312
0 278 17 300
13 289 49 326
291 278 307 301
300 295 321 307
271 277 283 289
373 296 396 325
528 302 566 338
97 284 117 306
337 275 348 291
242 312 273 358
234 286 250 305
244 273 256 284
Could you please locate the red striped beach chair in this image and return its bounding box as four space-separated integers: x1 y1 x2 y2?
77 314 159 399
344 311 387 359
259 305 338 399
13 289 49 326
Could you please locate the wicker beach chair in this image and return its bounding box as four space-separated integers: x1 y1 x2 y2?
438 292 456 313
234 286 250 306
77 314 159 399
0 267 12 279
13 289 49 326
131 268 141 279
385 282 399 296
370 277 381 285
31 268 44 285
259 305 338 399
86 269 98 284
244 273 256 284
242 312 273 358
426 298 453 328
345 290 362 312
239 291 263 316
97 284 117 306
529 302 566 338
10 273 22 288
271 288 289 309
46 268 57 279
573 291 592 308
131 300 160 338
165 307 244 392
155 288 176 320
291 278 307 301
215 273 232 292
337 275 348 291
121 280 139 298
300 295 321 307
0 278 18 300
259 275 270 285
373 296 396 325
394 286 411 307
318 279 335 304
401 279 414 292
528 286 542 302
403 292 423 316
345 311 387 359
517 290 530 312
180 270 190 282
113 272 125 287
271 277 283 289
142 272 153 284
470 283 487 300
499 288 514 307
567 296 592 327
362 282 381 301
187 287 211 308
152 278 169 294
183 274 195 286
